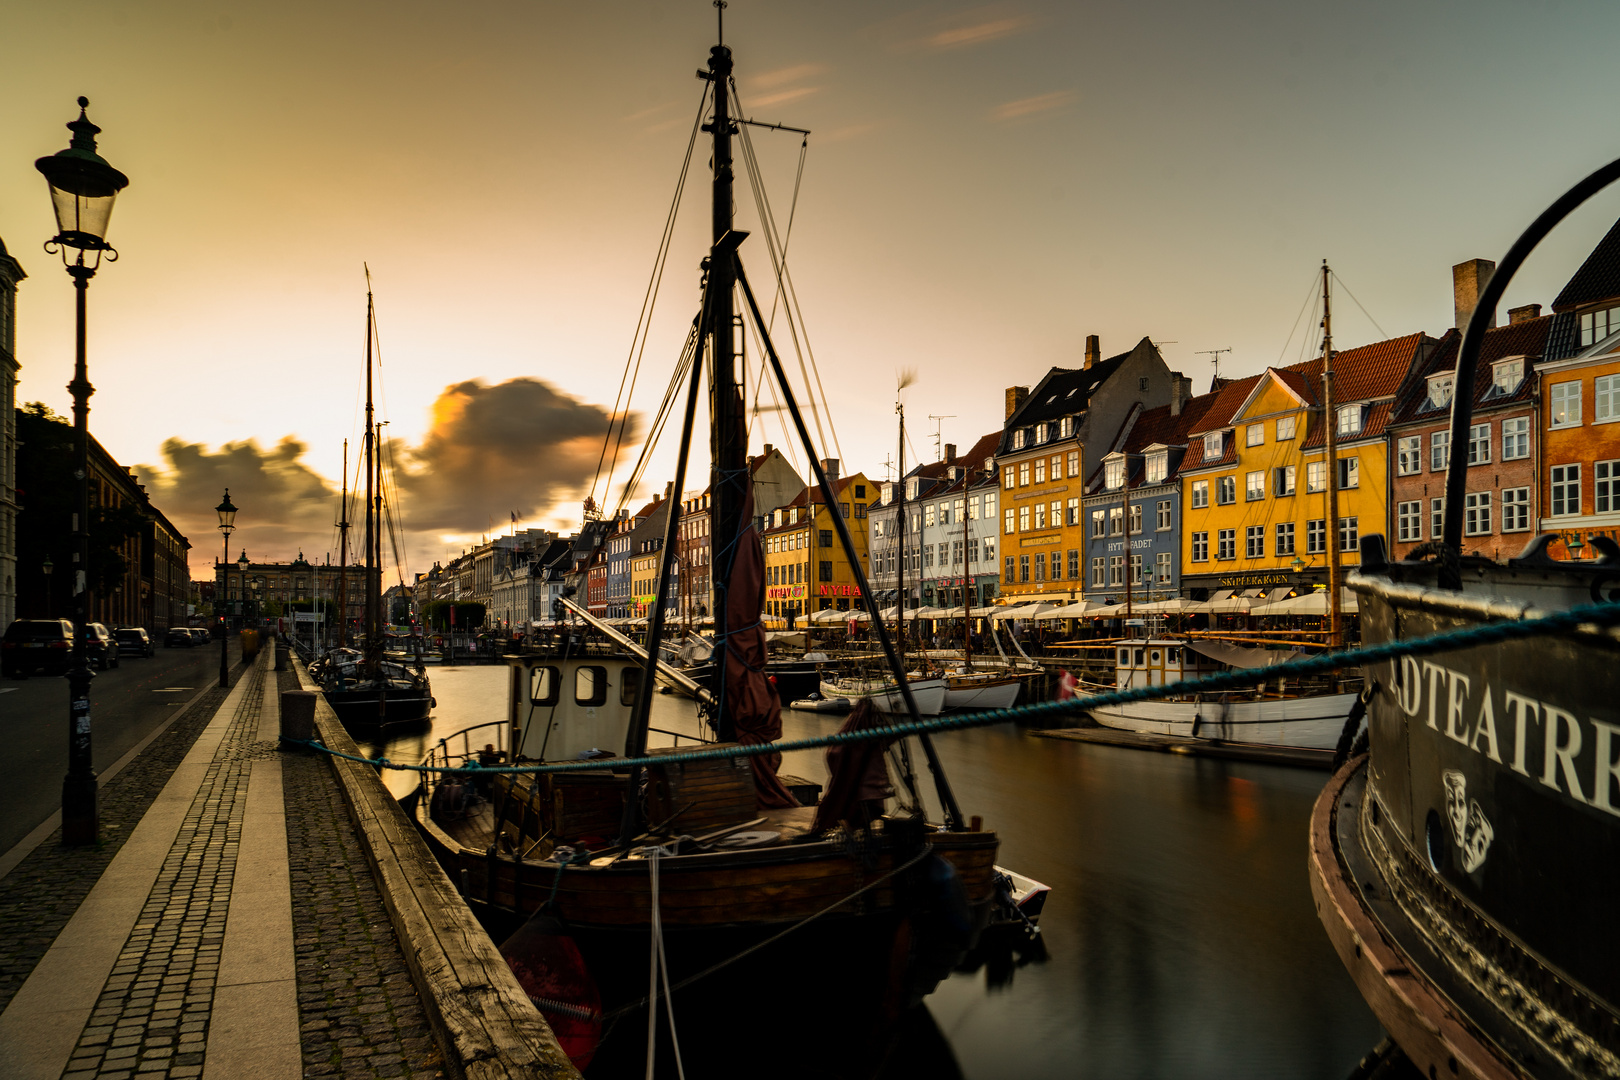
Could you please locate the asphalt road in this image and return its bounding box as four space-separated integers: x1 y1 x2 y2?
0 637 236 856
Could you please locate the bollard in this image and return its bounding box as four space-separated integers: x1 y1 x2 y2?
274 643 289 671
281 690 317 745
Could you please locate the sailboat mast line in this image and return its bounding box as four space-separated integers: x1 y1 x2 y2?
736 259 964 830
613 324 702 516
590 82 713 511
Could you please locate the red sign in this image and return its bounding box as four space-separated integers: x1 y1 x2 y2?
818 584 860 597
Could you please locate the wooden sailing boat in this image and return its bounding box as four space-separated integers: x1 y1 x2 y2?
410 30 1040 1071
313 276 433 732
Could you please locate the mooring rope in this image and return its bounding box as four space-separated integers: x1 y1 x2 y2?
282 597 1620 775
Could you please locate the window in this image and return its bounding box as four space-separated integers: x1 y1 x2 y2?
1274 465 1296 496
966 496 979 521
1146 452 1167 483
1005 508 1016 535
983 537 995 562
1551 464 1581 516
1067 451 1080 476
575 666 608 706
1092 557 1105 586
1337 456 1359 489
1397 436 1422 475
1156 500 1172 530
1247 423 1264 447
1105 458 1124 489
1035 422 1048 444
1012 429 1026 450
1464 493 1491 537
1550 382 1581 428
1579 305 1619 346
1003 469 1015 491
1217 529 1236 560
1109 507 1123 535
1130 554 1144 585
1046 454 1060 480
529 666 561 706
1018 462 1030 486
1502 487 1531 532
1246 526 1264 558
1246 471 1265 501
1431 431 1450 472
984 493 996 514
1019 505 1031 532
1109 556 1124 585
1217 476 1236 505
925 504 936 527
1275 522 1296 555
1191 480 1209 508
1397 501 1423 542
1598 375 1620 422
1052 500 1065 530
1004 556 1015 583
1467 423 1491 465
1599 461 1619 513
1204 431 1226 458
1033 553 1046 582
1019 555 1030 582
1337 404 1364 436
1034 503 1047 530
1034 459 1047 485
1338 516 1359 552
1276 415 1296 441
820 529 833 547
1156 551 1171 584
1427 375 1454 410
1307 519 1326 554
1431 498 1445 538
1067 497 1081 526
1060 416 1074 438
1492 359 1524 396
1306 461 1326 493
1092 510 1106 538
1128 505 1143 534
1068 549 1080 579
1191 532 1209 562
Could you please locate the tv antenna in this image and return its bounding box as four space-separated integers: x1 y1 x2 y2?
928 415 955 461
1196 348 1233 382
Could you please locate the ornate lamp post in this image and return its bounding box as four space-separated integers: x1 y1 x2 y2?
38 96 129 847
217 491 237 687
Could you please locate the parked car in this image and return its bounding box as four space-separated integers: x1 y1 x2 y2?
2 618 75 678
165 627 195 648
189 628 210 646
115 627 155 657
82 623 119 670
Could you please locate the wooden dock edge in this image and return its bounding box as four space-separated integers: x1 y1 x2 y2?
292 660 580 1080
1031 724 1334 769
1307 756 1517 1080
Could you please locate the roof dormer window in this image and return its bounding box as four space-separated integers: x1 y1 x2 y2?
1580 305 1620 348
1034 422 1049 444
906 477 919 500
1203 430 1225 459
1336 403 1365 437
881 482 894 505
1492 358 1525 396
1011 429 1026 450
1427 375 1454 411
1104 457 1125 490
1059 416 1074 438
1146 451 1167 484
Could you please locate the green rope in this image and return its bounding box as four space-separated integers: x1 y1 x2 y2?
282 596 1620 776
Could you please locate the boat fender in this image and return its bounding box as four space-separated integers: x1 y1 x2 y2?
498 909 602 1070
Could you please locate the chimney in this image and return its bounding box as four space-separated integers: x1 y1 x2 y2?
763 443 773 456
819 458 840 491
1170 374 1193 416
1508 303 1542 326
944 443 957 462
1004 386 1030 420
1085 334 1101 369
1453 259 1497 331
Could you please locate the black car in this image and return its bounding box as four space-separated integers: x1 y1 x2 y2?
165 626 195 648
2 618 75 677
82 623 119 670
115 627 155 657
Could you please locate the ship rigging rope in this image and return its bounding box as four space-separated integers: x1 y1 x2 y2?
285 595 1620 774
614 326 702 515
591 82 712 514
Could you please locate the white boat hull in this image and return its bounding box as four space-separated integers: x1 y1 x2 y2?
819 678 946 716
942 678 1022 711
1086 692 1357 750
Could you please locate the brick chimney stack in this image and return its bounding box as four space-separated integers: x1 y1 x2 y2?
1508 303 1542 326
1453 259 1498 331
944 443 957 462
819 458 840 492
1085 334 1100 369
1005 386 1030 420
1170 374 1194 416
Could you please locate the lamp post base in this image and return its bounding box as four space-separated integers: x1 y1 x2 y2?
62 770 99 846
63 663 98 846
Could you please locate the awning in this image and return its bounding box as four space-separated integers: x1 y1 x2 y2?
914 606 958 619
969 606 999 618
1209 588 1234 602
1135 597 1198 613
990 602 1059 620
1249 588 1360 616
1189 594 1255 614
1184 639 1303 669
1035 601 1092 619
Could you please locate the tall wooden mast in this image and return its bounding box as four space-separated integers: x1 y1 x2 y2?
336 438 349 648
363 282 378 667
1321 260 1344 648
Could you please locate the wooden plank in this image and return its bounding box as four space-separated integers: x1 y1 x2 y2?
298 661 580 1080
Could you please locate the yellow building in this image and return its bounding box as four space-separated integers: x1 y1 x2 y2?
1179 334 1428 597
761 470 872 622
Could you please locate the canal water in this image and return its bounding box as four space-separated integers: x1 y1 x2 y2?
358 663 1382 1079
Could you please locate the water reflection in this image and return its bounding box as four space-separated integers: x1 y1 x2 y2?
360 664 1381 1078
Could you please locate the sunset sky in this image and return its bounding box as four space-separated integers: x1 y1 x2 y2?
6 0 1620 580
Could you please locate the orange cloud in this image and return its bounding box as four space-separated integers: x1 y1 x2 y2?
992 90 1077 122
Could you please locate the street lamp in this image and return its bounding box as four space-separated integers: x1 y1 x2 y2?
217 490 237 688
1566 533 1585 560
39 96 129 848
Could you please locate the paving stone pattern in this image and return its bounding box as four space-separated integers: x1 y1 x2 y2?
277 668 442 1079
61 663 271 1080
0 674 236 1017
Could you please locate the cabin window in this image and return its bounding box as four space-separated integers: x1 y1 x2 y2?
529 666 560 706
575 666 609 706
1118 648 1130 666
1150 650 1161 664
620 667 641 706
1167 648 1180 665
1134 649 1145 666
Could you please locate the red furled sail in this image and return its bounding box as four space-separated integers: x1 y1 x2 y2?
724 487 799 809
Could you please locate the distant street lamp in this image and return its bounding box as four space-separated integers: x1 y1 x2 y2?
42 556 54 617
38 96 129 847
217 491 237 687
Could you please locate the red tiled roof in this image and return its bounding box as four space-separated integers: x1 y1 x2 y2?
1389 317 1552 426
1281 331 1429 406
1300 400 1394 449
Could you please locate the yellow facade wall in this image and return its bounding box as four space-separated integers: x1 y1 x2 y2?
998 445 1085 597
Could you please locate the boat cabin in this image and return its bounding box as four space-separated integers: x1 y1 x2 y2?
1113 638 1219 690
507 651 644 761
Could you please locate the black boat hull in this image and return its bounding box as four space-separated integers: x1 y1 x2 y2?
322 687 433 732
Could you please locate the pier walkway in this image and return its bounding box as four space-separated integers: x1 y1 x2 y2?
0 646 439 1080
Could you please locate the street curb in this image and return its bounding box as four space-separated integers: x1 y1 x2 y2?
291 659 579 1080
